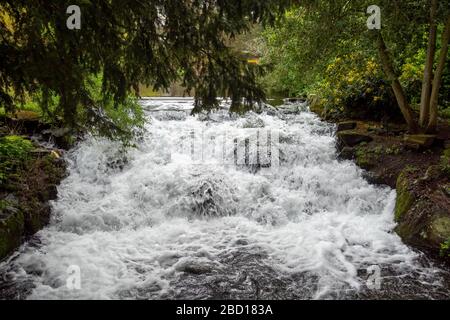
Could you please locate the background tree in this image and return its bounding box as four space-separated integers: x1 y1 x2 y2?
0 0 292 140
262 0 450 133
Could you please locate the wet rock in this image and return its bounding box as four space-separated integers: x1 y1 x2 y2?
0 208 25 261
42 128 73 149
179 263 213 275
429 215 450 246
337 131 373 148
183 176 237 218
7 111 51 135
361 171 388 186
24 203 51 236
151 110 188 121
277 105 299 114
338 147 355 160
283 97 307 104
30 148 60 158
422 165 442 182
0 150 66 261
243 115 265 129
254 102 274 114
277 102 309 114
264 106 281 117
106 151 129 172
404 134 436 149
394 171 416 222
394 167 450 255
337 121 357 132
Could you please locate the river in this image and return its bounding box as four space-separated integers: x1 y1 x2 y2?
1 98 449 299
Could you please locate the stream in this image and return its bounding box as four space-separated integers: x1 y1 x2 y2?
1 98 450 300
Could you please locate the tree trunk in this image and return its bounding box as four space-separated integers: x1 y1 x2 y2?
376 32 418 133
427 15 450 133
419 0 438 128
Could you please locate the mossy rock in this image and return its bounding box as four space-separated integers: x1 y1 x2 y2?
0 209 25 261
394 171 415 222
339 147 355 160
354 146 377 170
404 134 436 148
440 147 450 175
429 216 450 244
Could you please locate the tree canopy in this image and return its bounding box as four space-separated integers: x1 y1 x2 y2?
0 0 292 139
262 0 450 132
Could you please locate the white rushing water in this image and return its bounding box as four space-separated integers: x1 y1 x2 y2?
1 99 449 300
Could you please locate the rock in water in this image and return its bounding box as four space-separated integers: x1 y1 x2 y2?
181 175 237 218
243 114 265 128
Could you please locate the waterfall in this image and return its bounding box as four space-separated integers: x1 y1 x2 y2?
1 99 449 300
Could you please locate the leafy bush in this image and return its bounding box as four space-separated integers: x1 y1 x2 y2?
310 54 401 121
0 135 33 159
398 48 425 106
0 135 33 183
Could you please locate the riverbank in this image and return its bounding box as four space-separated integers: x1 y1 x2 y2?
310 102 450 263
0 112 67 261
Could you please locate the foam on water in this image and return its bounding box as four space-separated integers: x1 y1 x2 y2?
1 100 449 300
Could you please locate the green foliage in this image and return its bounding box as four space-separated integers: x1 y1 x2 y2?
441 239 450 257
261 3 372 97
0 135 33 184
0 199 9 211
310 54 398 119
441 148 450 176
261 0 450 123
0 0 293 138
78 74 145 144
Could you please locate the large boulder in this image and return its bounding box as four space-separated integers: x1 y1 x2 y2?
179 175 238 218
0 206 25 261
394 166 450 255
243 114 265 128
337 130 373 148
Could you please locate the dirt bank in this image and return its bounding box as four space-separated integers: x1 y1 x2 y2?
0 113 68 261
310 106 450 263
